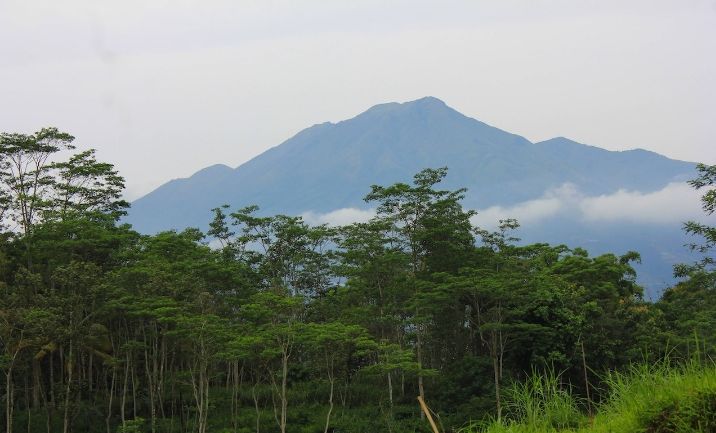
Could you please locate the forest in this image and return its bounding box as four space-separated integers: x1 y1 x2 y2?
1 128 714 433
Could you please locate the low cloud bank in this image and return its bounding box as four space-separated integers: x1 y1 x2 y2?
302 207 376 226
301 182 705 230
471 182 704 230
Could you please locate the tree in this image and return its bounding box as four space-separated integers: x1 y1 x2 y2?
48 149 128 222
660 163 716 361
173 309 231 433
1 151 694 432
364 167 475 407
236 292 304 433
676 163 716 276
333 220 411 409
451 220 525 420
302 322 375 433
221 206 337 297
0 128 75 234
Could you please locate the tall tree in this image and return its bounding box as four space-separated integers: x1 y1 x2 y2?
364 167 475 407
0 128 75 234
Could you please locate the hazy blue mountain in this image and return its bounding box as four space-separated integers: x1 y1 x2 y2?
126 97 697 297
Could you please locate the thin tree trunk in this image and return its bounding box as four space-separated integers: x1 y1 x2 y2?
492 337 501 420
49 353 55 408
25 376 31 433
252 382 261 433
401 372 405 397
416 325 425 419
6 367 14 433
387 372 393 408
323 372 335 433
131 360 137 419
231 362 242 433
45 401 51 433
120 353 129 430
63 343 73 433
39 363 51 433
144 339 157 433
581 339 592 417
88 353 93 397
158 335 167 420
280 351 288 433
32 360 41 408
202 362 209 433
106 367 116 433
190 354 210 433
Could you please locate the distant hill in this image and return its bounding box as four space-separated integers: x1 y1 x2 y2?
126 97 697 297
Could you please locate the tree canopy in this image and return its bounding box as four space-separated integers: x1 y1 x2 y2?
1 128 714 433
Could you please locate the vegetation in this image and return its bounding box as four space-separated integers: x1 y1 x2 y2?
0 128 714 433
462 360 716 433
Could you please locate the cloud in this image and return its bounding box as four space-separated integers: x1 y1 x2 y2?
301 183 707 230
579 182 704 224
470 183 580 230
471 182 705 230
302 207 376 226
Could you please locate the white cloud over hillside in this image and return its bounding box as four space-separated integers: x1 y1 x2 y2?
301 182 707 230
301 207 376 226
471 182 704 230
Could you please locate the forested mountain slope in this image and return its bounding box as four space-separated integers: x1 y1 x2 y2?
126 97 696 295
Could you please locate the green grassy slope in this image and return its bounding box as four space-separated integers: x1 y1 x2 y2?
463 362 716 433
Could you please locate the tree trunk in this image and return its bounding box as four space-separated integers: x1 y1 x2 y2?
231 362 242 433
88 353 93 397
202 363 209 433
252 383 261 433
6 367 14 433
131 360 137 419
190 355 210 433
323 373 335 433
106 367 116 433
492 337 501 420
144 339 157 433
387 372 393 408
49 353 55 408
581 339 592 417
25 376 31 433
63 343 73 433
120 353 129 431
40 364 51 433
32 360 41 408
280 352 288 433
416 325 425 419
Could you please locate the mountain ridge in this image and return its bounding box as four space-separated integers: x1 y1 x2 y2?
129 96 693 232
126 97 696 296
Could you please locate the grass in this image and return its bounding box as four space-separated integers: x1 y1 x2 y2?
460 360 716 433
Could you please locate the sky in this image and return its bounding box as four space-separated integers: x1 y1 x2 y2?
1 0 715 200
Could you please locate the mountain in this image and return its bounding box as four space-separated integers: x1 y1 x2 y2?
126 97 697 297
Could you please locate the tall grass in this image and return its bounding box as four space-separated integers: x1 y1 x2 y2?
461 369 583 433
589 359 716 433
460 359 716 433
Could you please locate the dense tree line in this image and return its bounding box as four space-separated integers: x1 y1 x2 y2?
0 128 714 433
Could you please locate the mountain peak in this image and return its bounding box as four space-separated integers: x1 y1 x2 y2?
358 96 457 122
408 96 447 107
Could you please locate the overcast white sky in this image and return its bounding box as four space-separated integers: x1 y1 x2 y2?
1 0 715 200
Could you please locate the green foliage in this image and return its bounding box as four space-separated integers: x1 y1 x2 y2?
1 148 714 433
676 163 715 275
462 361 716 433
116 418 145 433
